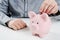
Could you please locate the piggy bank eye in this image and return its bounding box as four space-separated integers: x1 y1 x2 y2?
37 22 39 24
32 21 34 23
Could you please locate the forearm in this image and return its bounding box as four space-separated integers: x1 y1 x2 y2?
0 12 11 25
0 0 11 26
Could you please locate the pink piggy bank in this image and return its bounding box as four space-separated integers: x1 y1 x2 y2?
28 11 51 38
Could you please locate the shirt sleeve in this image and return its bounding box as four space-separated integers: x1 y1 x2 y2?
55 0 60 11
0 0 11 26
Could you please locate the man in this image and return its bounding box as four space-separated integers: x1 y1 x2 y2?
0 0 59 30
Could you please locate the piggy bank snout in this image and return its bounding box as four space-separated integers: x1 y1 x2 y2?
31 24 37 29
32 24 39 28
31 24 40 31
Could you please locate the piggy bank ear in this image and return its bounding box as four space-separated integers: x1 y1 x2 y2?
28 11 36 18
41 13 49 21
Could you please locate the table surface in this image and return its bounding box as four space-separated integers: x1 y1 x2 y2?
0 18 60 40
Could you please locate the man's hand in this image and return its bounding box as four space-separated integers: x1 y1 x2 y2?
8 19 27 30
40 0 58 14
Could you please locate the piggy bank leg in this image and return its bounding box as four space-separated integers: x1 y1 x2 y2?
32 32 40 37
33 33 47 38
34 33 40 37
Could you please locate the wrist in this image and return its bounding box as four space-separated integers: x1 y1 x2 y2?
5 20 11 27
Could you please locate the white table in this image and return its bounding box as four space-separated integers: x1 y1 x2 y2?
0 18 60 40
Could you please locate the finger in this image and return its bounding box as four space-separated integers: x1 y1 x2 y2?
40 3 46 12
53 8 58 14
50 6 58 14
17 21 24 29
43 4 49 13
19 19 27 28
10 25 17 30
20 21 27 28
47 5 55 14
14 23 21 30
18 22 24 29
